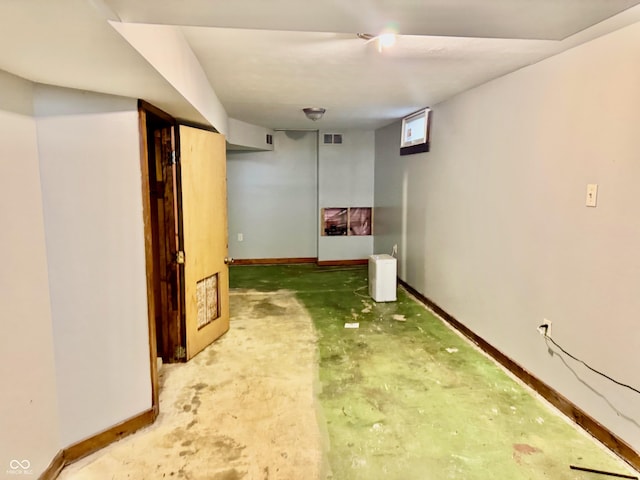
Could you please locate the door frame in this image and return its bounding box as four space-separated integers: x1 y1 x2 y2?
138 102 224 411
138 100 185 411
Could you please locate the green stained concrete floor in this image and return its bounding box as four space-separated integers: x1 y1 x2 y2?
230 264 637 480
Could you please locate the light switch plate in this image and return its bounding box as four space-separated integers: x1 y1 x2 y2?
586 184 598 207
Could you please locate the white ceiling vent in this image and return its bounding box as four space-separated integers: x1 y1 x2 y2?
323 134 343 145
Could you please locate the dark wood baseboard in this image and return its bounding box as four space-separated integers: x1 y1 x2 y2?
232 257 317 265
63 407 157 467
40 408 157 479
232 258 368 267
398 278 640 472
39 450 64 480
317 259 368 266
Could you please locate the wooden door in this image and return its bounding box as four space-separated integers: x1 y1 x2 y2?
178 125 229 360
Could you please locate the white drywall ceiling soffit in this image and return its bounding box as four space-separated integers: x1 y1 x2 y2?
104 0 640 41
0 0 639 130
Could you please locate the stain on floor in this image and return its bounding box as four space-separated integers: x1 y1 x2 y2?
252 298 287 317
58 264 637 480
230 264 638 480
57 289 325 480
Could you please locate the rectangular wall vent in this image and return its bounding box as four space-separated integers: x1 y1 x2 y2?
323 134 343 144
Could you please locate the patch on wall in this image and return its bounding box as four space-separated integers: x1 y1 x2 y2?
196 273 219 329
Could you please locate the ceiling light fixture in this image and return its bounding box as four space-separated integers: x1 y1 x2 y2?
378 33 396 49
356 33 376 41
303 107 326 121
357 32 397 52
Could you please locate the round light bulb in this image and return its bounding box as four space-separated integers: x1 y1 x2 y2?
378 33 396 49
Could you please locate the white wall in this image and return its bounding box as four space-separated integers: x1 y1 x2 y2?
34 86 152 446
374 21 640 450
227 130 317 260
0 71 60 478
318 130 374 261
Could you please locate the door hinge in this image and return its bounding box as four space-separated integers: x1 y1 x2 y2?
168 150 177 165
175 251 185 264
174 345 186 360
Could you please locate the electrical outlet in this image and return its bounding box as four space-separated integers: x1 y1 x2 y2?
537 320 552 338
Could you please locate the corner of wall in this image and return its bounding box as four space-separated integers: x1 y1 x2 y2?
0 69 61 477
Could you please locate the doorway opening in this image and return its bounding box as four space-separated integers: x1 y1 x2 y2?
139 102 186 367
139 103 231 416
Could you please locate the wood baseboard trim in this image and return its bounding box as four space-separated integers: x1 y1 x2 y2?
317 259 368 266
232 257 317 265
39 450 65 480
63 407 157 467
398 278 640 472
232 258 368 267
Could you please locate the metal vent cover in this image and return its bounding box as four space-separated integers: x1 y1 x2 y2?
323 133 343 144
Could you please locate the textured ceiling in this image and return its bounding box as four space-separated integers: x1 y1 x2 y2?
108 0 640 41
0 0 639 130
182 28 557 129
